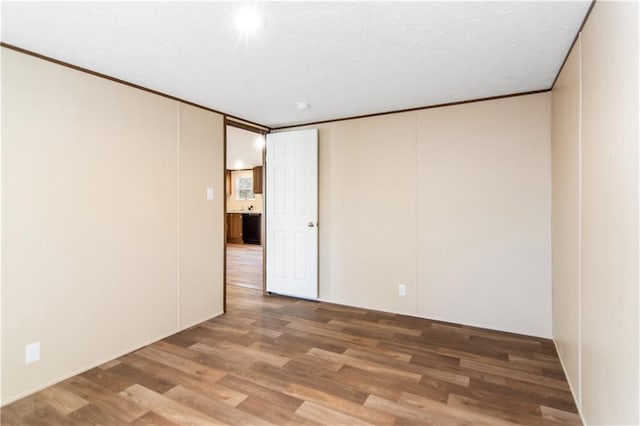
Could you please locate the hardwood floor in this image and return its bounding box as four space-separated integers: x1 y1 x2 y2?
1 286 580 425
226 243 263 290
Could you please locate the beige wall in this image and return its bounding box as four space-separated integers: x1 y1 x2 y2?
551 2 639 424
316 112 418 316
281 92 552 337
551 36 582 406
179 103 225 328
416 94 551 337
580 3 639 423
1 48 224 404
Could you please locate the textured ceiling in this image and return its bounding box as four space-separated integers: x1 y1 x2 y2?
1 1 591 128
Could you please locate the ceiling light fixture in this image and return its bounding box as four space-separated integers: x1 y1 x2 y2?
234 7 265 35
296 101 310 110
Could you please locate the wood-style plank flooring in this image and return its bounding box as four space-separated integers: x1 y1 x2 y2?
226 243 263 290
1 286 580 425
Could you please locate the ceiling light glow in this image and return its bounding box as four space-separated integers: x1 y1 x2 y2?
235 7 264 35
296 101 310 110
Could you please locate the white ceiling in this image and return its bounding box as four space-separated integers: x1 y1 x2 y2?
226 126 264 170
1 1 591 128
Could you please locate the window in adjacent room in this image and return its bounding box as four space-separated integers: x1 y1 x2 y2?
236 174 255 200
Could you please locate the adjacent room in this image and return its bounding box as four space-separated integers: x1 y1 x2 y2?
1 2 638 426
225 124 266 292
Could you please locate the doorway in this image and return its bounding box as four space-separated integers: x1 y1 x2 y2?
224 120 266 305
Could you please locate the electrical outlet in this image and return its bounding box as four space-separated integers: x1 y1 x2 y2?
25 342 40 365
398 284 406 296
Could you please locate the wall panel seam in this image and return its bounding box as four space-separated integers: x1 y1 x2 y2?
577 32 583 414
177 102 182 329
414 111 418 316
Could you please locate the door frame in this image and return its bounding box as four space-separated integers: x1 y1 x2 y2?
223 117 269 312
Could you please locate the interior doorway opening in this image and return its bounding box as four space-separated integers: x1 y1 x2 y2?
224 120 267 309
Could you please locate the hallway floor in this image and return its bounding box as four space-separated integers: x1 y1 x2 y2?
226 243 263 291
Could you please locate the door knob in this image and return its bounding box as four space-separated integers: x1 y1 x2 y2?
307 221 317 228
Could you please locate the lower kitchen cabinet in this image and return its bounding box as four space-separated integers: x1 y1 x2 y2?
227 213 243 244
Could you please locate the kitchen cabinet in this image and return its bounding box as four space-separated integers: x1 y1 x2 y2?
225 170 232 196
253 166 263 194
227 213 243 244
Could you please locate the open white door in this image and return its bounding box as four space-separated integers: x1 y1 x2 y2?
266 129 318 299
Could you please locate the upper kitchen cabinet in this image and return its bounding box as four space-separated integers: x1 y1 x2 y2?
225 169 232 196
253 166 263 194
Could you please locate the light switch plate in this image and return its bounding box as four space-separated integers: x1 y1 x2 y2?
25 342 40 364
398 284 406 296
206 188 214 200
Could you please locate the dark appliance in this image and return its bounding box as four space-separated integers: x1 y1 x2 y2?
242 213 261 245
